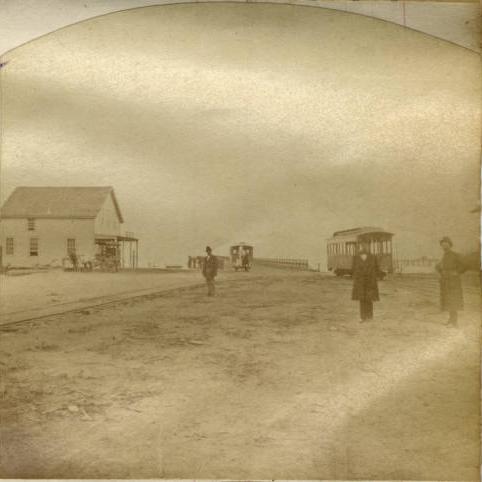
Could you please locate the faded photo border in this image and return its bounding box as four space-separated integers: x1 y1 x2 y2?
0 0 480 56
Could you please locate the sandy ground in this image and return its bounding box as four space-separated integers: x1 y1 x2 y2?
0 269 480 480
0 270 205 317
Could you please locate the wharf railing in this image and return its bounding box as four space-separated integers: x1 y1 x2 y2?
253 257 310 271
393 257 439 274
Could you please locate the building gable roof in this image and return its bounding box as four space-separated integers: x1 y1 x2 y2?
0 186 124 223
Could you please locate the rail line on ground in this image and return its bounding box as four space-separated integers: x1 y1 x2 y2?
0 282 207 330
0 272 288 329
1 272 475 330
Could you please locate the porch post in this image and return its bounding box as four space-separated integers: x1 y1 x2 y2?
129 241 133 268
120 240 123 269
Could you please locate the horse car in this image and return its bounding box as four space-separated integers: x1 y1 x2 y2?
327 227 394 278
230 243 253 271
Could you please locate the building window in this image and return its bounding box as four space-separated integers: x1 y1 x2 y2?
27 218 36 231
30 238 39 257
6 237 14 255
67 238 76 255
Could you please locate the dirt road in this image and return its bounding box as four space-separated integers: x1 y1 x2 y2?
0 270 205 323
0 270 479 480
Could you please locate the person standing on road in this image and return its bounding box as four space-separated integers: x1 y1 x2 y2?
436 236 466 327
352 243 381 322
202 246 218 297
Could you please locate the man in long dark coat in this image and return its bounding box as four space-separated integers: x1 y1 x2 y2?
202 246 218 296
436 236 466 327
352 243 381 322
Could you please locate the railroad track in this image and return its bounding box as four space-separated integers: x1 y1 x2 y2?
0 272 285 330
1 272 476 330
0 282 207 330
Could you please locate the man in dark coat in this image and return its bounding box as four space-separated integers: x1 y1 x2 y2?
436 237 466 327
352 243 381 322
202 246 218 296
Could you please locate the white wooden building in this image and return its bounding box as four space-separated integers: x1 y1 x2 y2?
0 186 138 269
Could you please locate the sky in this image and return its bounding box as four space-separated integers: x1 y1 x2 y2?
0 3 480 267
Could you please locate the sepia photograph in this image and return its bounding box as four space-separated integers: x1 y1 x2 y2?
0 1 480 480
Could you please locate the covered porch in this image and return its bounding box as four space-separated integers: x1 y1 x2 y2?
95 233 139 270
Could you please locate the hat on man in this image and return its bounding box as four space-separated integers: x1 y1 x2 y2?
439 236 453 247
206 246 212 252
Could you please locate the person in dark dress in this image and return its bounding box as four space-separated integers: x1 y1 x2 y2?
202 246 218 296
352 243 381 322
436 237 466 327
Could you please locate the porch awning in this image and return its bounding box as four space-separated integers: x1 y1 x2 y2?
117 235 138 242
95 235 138 242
